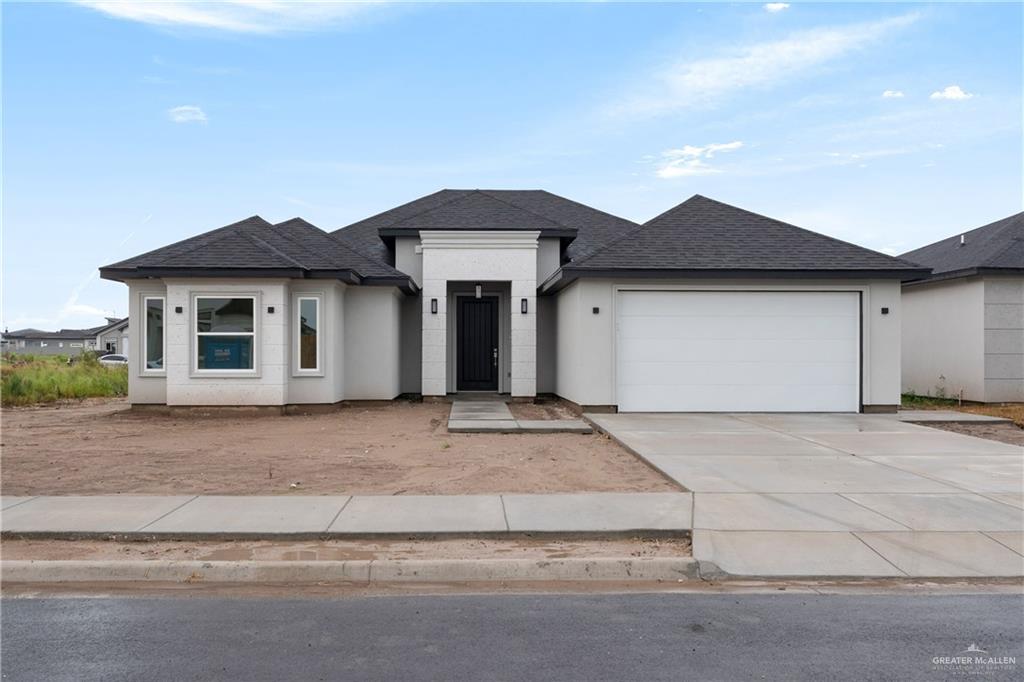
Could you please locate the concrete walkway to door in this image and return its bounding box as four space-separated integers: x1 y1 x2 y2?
447 399 592 434
586 412 1023 579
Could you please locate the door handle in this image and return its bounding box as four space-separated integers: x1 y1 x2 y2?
493 348 498 367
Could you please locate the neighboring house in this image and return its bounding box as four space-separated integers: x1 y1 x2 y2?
95 317 130 355
899 211 1024 403
99 191 925 412
2 317 128 357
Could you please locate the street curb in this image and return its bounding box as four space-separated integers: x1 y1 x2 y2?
0 557 700 584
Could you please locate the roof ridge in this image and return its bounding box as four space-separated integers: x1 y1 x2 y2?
237 230 307 269
474 189 574 230
102 215 271 269
347 189 471 232
691 195 921 269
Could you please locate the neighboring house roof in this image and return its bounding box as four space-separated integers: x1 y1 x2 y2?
3 326 104 340
899 211 1024 284
332 189 641 263
541 195 929 291
93 317 129 336
100 216 414 290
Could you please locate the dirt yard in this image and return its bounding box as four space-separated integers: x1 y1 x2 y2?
924 422 1024 447
0 399 676 496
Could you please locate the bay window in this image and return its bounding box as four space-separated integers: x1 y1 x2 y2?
195 296 256 371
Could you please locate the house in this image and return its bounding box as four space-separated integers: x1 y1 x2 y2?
95 317 130 355
899 211 1024 403
99 191 926 412
2 317 128 357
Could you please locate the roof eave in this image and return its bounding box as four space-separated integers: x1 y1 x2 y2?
902 266 1024 287
377 227 577 239
541 266 933 294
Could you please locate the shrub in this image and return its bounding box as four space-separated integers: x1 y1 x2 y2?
1 353 128 406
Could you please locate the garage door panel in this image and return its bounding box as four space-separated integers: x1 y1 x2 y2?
618 315 857 341
618 384 857 413
618 338 859 364
616 291 860 413
619 360 859 387
619 291 858 317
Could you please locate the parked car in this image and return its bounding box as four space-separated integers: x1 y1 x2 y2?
98 354 128 366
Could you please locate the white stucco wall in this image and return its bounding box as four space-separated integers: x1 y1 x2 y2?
901 278 986 401
984 276 1024 402
286 282 346 405
536 295 557 394
420 231 538 397
395 237 423 287
556 278 903 409
163 279 288 406
344 286 402 399
537 238 561 284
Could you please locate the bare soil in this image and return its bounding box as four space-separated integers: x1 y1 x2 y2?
0 536 690 562
508 399 580 421
0 399 676 496
924 422 1024 447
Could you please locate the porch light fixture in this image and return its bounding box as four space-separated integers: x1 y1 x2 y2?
175 306 183 314
430 298 438 314
474 283 482 299
521 298 528 314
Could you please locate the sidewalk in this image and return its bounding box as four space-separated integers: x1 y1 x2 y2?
446 400 592 434
0 493 692 537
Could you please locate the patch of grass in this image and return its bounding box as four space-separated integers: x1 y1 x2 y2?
902 392 1024 428
1 353 128 406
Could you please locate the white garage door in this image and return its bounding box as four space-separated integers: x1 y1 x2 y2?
616 291 860 412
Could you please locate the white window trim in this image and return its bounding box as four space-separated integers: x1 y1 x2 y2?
293 294 324 376
191 294 260 376
142 295 167 375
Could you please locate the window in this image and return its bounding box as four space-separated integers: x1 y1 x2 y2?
70 342 83 348
296 296 320 372
195 296 255 371
144 297 165 372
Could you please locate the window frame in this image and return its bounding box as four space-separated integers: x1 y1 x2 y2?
192 293 260 376
293 294 324 376
142 295 167 375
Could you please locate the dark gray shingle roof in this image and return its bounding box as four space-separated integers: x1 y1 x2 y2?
100 216 410 285
332 189 640 262
564 194 927 274
899 211 1024 281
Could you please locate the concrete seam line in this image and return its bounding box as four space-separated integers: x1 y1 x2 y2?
134 495 200 532
835 493 915 530
324 496 354 532
498 495 511 532
0 497 38 512
849 532 910 577
0 558 700 583
979 531 1024 557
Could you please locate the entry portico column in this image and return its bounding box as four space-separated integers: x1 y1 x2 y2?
420 231 538 398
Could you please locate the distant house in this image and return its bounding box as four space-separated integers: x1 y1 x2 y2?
2 317 129 357
900 211 1024 403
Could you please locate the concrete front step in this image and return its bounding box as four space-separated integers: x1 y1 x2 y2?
446 400 592 433
0 493 691 539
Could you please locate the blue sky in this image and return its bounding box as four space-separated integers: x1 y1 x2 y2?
3 1 1021 330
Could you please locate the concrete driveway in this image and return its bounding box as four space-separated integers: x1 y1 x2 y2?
587 413 1024 578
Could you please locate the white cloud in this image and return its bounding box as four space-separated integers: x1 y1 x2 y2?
612 13 919 118
882 89 904 98
654 141 744 178
76 1 385 34
930 85 974 100
168 105 207 123
763 3 790 13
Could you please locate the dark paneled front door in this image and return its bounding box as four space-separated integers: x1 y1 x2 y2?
457 296 499 391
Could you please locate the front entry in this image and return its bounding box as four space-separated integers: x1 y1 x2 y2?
457 296 499 391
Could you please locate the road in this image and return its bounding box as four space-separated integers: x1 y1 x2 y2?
2 592 1022 680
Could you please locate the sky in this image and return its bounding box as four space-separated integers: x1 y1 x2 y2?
3 1 1021 331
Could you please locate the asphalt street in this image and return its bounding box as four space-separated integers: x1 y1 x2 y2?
2 592 1022 681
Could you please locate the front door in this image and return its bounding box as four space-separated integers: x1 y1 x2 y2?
457 296 499 391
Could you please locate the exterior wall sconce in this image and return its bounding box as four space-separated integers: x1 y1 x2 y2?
474 283 482 299
430 298 438 314
880 307 889 315
175 306 183 314
521 298 528 314
592 307 600 314
267 306 275 314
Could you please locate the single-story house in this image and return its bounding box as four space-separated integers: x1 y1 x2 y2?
99 191 926 412
2 317 127 356
899 211 1024 403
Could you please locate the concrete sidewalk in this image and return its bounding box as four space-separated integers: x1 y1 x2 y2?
0 493 691 537
586 412 1024 578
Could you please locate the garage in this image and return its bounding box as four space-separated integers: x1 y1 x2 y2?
615 290 861 412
